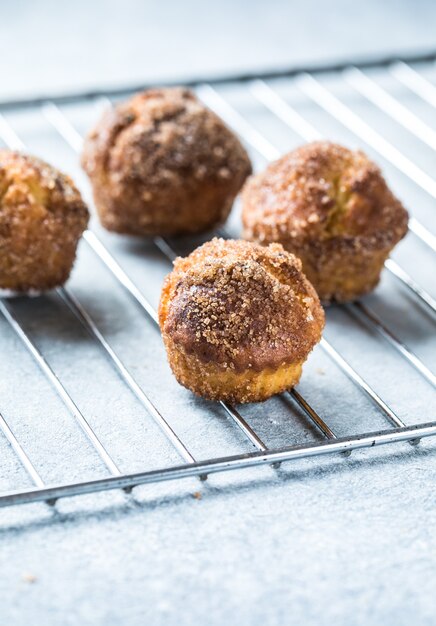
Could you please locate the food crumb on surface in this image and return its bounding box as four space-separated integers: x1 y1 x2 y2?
22 573 37 583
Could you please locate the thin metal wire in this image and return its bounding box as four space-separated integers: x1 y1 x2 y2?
382 61 436 252
3 420 436 509
153 236 178 262
296 72 436 198
249 79 436 316
288 390 336 439
199 84 434 401
0 410 45 487
390 61 436 109
197 85 280 160
0 300 121 476
385 259 436 315
220 404 267 451
409 218 436 252
43 102 84 151
42 102 84 151
57 287 197 464
0 113 25 150
319 338 405 428
250 79 321 142
349 302 436 388
83 231 159 323
344 66 436 151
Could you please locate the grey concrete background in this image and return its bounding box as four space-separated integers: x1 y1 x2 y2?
2 0 436 99
1 1 436 625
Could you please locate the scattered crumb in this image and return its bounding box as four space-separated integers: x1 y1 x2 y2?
192 491 202 500
316 367 326 375
22 573 37 584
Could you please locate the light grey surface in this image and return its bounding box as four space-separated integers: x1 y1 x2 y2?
1 2 436 625
2 0 436 100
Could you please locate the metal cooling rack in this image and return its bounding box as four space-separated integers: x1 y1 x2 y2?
0 52 435 508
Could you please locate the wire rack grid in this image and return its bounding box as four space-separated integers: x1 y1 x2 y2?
0 52 435 509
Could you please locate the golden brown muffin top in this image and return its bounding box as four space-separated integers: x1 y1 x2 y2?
81 87 251 191
159 238 324 372
242 141 408 248
0 150 89 227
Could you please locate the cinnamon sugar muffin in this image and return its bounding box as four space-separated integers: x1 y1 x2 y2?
0 150 89 292
81 88 252 236
242 142 409 302
159 238 324 403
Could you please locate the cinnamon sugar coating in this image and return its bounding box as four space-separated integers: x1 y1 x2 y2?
242 142 409 302
81 88 252 236
0 150 89 292
159 238 324 399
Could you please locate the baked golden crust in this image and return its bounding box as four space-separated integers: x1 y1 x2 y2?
81 88 252 236
0 150 89 292
159 238 324 403
160 338 304 403
241 141 409 302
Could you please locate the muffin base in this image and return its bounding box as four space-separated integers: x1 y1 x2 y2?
93 189 233 237
290 243 392 303
0 255 78 293
163 336 304 403
243 232 398 303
